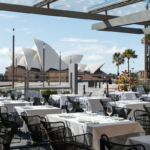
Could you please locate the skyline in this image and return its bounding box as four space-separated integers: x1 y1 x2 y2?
0 0 147 75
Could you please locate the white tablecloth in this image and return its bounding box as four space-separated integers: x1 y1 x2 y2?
13 106 61 132
46 113 145 150
50 94 83 108
0 97 12 101
0 100 33 113
110 91 139 100
28 91 42 98
79 97 111 112
126 135 150 150
108 101 150 119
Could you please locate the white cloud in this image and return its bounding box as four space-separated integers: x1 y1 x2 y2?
26 32 31 34
0 48 10 55
76 45 126 54
83 55 103 60
117 11 122 14
20 20 26 22
61 38 99 43
0 14 17 19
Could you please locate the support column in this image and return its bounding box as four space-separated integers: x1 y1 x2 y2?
43 43 45 87
47 3 50 9
69 64 78 94
12 29 15 88
59 52 61 85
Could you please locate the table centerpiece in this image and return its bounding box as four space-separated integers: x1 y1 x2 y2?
114 70 136 92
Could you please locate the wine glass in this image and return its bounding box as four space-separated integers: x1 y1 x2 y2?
7 93 11 99
132 93 136 101
82 104 87 115
107 106 113 118
40 98 45 105
67 102 73 113
14 94 18 100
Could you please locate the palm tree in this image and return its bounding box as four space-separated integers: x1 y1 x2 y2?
121 49 138 73
112 52 124 75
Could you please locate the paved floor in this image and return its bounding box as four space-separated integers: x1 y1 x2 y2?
10 132 50 150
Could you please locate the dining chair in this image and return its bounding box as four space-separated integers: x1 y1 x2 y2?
33 97 42 106
113 107 132 119
0 123 19 150
67 97 84 113
134 109 150 135
100 134 145 150
99 100 109 116
41 118 65 133
58 143 93 150
26 123 49 150
0 106 23 143
47 127 92 150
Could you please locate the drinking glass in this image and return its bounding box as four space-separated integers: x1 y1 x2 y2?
14 94 18 100
132 93 136 101
113 114 119 121
61 89 64 94
67 102 73 113
40 98 45 105
7 93 11 99
107 106 113 117
61 109 67 114
82 104 87 115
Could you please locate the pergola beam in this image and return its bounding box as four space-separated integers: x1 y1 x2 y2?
33 0 58 8
88 0 144 14
92 9 150 30
96 26 150 34
98 27 143 34
0 2 117 21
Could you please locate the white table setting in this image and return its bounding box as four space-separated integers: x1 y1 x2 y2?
126 135 150 150
45 112 145 150
0 100 33 113
13 105 61 132
0 97 12 101
50 94 83 108
107 100 150 119
28 91 42 98
79 96 111 112
109 91 139 100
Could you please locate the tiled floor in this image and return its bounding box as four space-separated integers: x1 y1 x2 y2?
10 132 50 150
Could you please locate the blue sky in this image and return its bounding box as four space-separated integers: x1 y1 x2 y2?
0 0 147 74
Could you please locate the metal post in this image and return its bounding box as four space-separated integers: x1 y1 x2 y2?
105 10 107 15
16 55 17 81
59 52 61 85
47 3 50 9
43 43 45 87
12 29 15 88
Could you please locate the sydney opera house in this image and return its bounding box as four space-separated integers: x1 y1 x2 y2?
4 38 106 81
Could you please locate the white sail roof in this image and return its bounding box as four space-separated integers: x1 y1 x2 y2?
34 38 59 72
7 52 24 67
78 63 87 72
22 47 37 70
52 60 68 70
84 62 105 74
62 54 83 66
17 56 27 69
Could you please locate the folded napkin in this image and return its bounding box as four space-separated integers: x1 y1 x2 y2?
86 122 99 125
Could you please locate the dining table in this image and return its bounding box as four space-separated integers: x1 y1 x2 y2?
79 97 111 112
107 100 150 119
50 94 83 108
0 97 12 101
13 105 61 132
109 91 139 100
45 113 145 150
0 100 33 113
126 135 150 150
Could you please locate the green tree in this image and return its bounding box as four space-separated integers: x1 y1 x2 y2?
121 49 138 73
112 52 124 75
